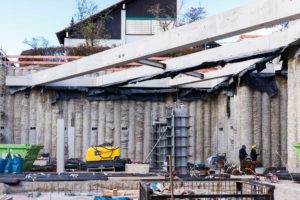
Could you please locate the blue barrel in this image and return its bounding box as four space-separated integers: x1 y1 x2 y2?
0 158 6 173
4 158 13 174
12 157 24 174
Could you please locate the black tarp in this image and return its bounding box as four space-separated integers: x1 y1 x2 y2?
8 44 296 102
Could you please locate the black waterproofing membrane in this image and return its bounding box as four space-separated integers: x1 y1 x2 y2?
8 41 299 103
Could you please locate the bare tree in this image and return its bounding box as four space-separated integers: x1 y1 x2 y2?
182 4 206 24
148 3 177 32
74 0 98 21
81 19 111 47
74 0 111 47
23 36 50 49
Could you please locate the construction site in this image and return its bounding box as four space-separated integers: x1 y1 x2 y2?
0 0 300 199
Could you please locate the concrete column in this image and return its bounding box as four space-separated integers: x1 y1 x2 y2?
143 101 151 161
120 100 129 158
252 90 262 162
234 94 242 163
20 70 30 144
51 104 59 159
240 86 253 150
90 101 98 146
67 99 75 158
204 101 211 159
29 89 38 144
279 78 288 166
36 91 44 147
271 95 281 167
210 99 218 156
188 101 196 162
287 56 300 172
105 101 114 144
196 100 204 161
82 100 91 160
74 100 83 159
57 119 65 173
113 101 121 147
151 102 159 122
5 68 14 143
20 95 30 144
135 101 144 162
262 92 271 167
98 101 106 145
44 94 52 154
159 102 166 120
0 67 6 143
62 101 68 160
13 69 22 143
128 101 136 161
216 96 227 154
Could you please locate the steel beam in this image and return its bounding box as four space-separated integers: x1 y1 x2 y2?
137 60 166 69
7 0 300 86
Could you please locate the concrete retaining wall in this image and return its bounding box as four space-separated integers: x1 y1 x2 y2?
287 54 300 172
0 67 288 167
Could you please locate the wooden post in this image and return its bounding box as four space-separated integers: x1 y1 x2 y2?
168 155 174 200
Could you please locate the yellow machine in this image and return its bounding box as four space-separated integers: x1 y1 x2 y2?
86 146 121 162
85 145 125 169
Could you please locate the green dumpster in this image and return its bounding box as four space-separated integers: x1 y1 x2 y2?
294 144 300 162
0 144 43 171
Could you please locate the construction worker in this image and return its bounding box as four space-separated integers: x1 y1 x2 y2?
250 145 259 161
239 145 248 162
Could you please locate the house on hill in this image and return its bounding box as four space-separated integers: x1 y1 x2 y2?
56 0 180 47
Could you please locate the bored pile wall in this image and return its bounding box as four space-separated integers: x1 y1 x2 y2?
0 67 288 167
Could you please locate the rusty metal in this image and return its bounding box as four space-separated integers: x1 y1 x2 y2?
140 180 275 200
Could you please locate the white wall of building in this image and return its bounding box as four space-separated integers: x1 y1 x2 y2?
64 5 177 48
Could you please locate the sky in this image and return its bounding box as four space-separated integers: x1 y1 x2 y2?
0 0 254 55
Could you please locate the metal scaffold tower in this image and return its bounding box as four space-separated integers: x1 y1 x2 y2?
147 105 189 175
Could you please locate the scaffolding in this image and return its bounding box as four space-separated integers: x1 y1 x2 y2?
148 105 189 175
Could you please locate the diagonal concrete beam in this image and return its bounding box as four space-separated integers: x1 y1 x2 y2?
93 21 300 87
7 0 300 86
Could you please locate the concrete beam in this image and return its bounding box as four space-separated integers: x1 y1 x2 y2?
169 59 261 87
6 20 300 88
7 0 300 86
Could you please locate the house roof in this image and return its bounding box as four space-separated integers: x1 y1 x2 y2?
56 0 133 44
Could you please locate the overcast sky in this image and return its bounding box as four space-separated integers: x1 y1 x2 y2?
0 0 254 55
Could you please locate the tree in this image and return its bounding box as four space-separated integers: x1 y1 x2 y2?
182 5 206 24
74 0 98 21
70 17 75 26
73 0 111 47
148 3 177 32
23 36 50 49
81 19 111 47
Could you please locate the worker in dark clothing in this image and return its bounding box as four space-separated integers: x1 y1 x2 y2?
250 145 259 161
239 145 248 162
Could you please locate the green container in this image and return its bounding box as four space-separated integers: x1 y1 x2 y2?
0 144 43 171
294 144 300 161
